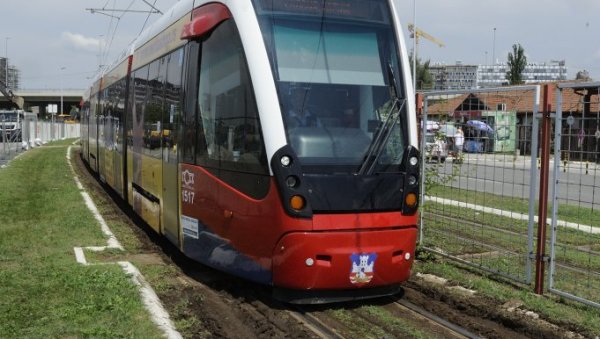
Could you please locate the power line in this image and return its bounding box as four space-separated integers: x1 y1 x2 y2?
88 0 159 72
86 8 161 14
138 0 159 36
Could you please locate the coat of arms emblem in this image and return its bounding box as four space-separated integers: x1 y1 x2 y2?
349 253 377 285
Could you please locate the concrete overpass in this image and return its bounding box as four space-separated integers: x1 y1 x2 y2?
0 89 84 116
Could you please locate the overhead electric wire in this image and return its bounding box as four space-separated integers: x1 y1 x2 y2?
101 0 135 69
138 0 159 37
92 0 164 74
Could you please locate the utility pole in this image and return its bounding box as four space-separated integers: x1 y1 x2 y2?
60 67 65 115
5 37 9 86
98 35 104 72
492 28 496 65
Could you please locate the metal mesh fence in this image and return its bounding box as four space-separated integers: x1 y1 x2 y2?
420 85 540 284
549 83 600 308
0 119 23 167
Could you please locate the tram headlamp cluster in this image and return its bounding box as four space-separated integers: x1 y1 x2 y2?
271 146 313 218
402 146 420 215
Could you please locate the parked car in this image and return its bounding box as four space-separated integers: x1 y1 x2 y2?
424 132 448 162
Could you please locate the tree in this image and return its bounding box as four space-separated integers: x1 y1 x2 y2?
409 55 434 90
505 44 527 85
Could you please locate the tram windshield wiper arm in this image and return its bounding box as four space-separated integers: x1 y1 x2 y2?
357 63 404 176
358 98 405 176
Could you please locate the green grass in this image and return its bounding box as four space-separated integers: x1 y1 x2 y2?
328 309 388 338
44 138 80 147
360 306 438 339
429 185 600 229
422 193 600 270
0 143 163 338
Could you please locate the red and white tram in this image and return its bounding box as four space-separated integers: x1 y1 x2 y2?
81 0 420 303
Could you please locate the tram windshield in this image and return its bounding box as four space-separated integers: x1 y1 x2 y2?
253 0 408 174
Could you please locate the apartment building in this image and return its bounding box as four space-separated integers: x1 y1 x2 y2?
0 57 20 90
429 61 567 90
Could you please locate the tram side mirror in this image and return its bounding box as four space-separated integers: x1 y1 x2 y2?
368 119 381 133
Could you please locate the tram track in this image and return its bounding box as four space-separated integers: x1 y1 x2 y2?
392 298 481 338
286 292 487 339
286 307 345 339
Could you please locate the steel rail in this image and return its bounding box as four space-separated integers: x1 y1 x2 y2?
395 299 483 339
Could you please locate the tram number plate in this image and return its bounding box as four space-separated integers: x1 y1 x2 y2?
182 190 195 204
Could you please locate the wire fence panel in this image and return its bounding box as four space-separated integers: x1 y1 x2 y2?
0 120 23 167
419 86 540 285
549 83 600 308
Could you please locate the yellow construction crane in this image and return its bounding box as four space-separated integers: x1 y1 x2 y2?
408 23 445 48
407 24 444 90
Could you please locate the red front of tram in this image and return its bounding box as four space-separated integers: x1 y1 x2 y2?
178 0 420 303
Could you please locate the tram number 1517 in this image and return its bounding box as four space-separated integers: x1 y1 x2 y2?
182 190 195 204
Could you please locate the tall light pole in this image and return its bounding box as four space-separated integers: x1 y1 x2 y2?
5 37 9 86
60 67 66 115
492 28 497 65
98 35 104 72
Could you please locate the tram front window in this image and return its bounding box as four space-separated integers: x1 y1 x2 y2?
253 0 407 174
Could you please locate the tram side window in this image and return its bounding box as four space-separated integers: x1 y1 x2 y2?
98 88 107 148
102 87 113 150
143 60 164 158
114 78 126 153
182 44 199 164
129 65 150 151
89 92 98 143
196 20 268 175
163 48 184 163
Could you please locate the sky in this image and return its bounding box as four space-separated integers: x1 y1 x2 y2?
3 0 600 90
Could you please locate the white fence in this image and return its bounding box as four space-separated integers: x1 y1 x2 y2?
21 119 80 148
0 118 80 166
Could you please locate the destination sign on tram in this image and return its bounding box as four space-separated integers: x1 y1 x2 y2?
254 0 388 23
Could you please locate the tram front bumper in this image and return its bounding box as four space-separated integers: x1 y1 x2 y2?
272 227 417 290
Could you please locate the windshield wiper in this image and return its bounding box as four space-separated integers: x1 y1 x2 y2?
357 98 405 175
357 62 404 175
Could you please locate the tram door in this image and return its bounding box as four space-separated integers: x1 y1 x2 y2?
161 50 184 246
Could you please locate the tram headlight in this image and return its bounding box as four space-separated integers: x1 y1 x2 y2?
290 195 306 211
409 156 419 167
280 155 292 167
285 175 299 188
407 175 417 186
